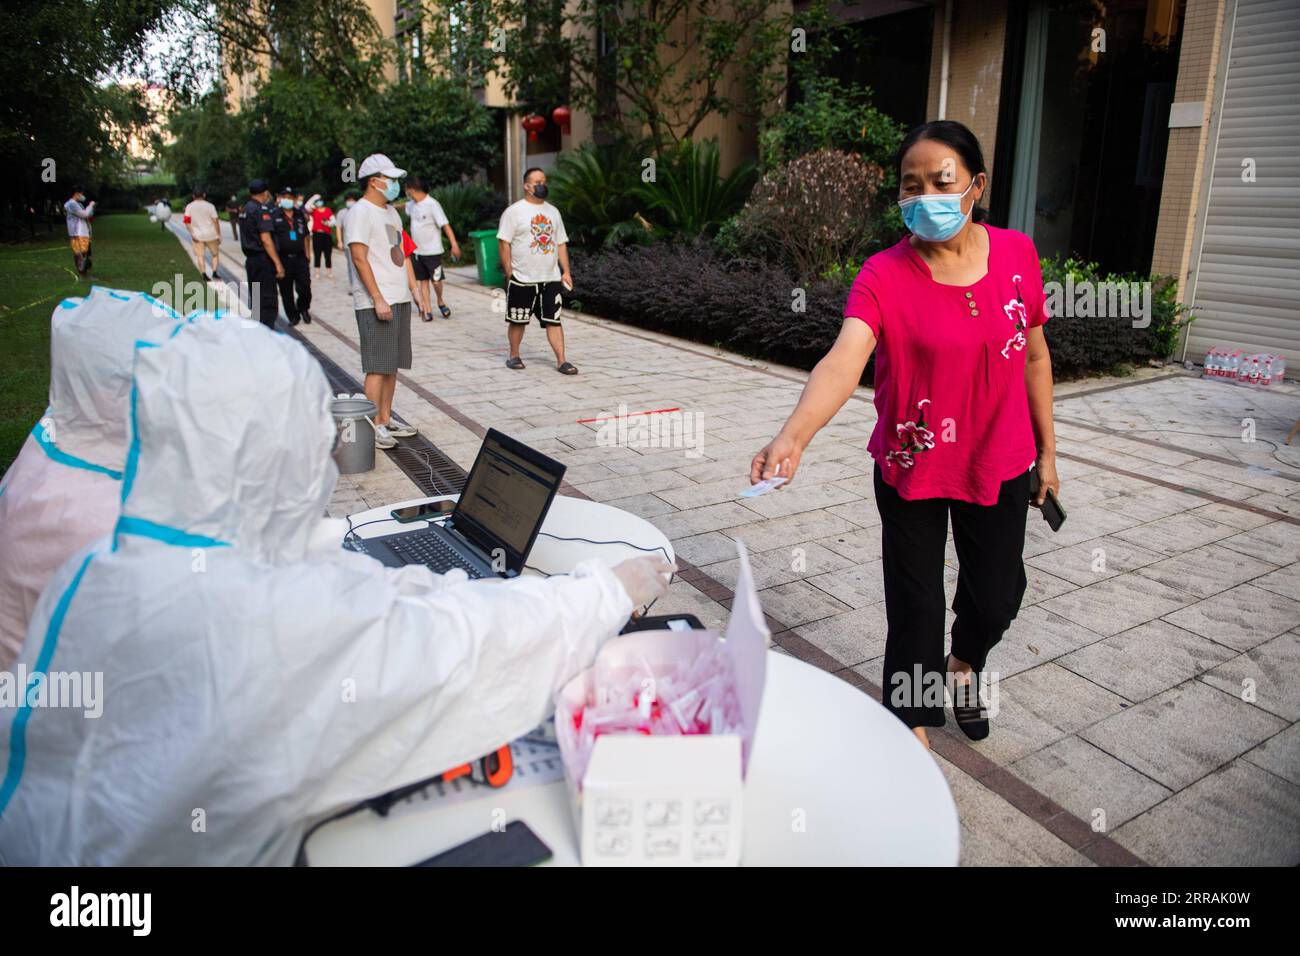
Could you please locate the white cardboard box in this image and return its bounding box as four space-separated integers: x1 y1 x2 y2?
555 541 769 866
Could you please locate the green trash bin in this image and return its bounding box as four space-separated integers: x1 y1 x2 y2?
469 229 505 287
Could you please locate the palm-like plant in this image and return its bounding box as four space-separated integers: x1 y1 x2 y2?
429 181 494 235
636 140 756 239
547 140 654 249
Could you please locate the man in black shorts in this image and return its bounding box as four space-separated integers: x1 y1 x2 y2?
495 168 577 374
404 176 460 321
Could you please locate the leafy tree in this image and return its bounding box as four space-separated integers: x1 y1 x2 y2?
163 93 249 198
241 71 351 195
184 0 390 100
349 76 497 188
0 0 178 221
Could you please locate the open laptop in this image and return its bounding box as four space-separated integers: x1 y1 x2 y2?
345 429 566 579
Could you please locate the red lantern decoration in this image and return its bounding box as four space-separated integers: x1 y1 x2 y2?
521 114 546 141
552 105 572 135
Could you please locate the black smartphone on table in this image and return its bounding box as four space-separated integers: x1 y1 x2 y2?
390 500 456 523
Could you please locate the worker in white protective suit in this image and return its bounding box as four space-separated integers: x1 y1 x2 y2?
0 317 674 865
0 287 186 670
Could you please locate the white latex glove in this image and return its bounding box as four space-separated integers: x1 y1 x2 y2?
612 556 677 608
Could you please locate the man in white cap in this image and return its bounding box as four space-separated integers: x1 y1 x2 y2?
347 154 418 449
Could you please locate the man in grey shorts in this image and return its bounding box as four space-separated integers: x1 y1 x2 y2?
347 154 418 449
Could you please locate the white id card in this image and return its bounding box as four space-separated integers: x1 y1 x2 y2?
738 476 788 498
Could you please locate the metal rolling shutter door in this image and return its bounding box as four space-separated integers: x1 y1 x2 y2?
1187 0 1300 364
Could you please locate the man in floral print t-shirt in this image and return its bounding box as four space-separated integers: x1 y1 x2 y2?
843 223 1049 506
497 167 578 375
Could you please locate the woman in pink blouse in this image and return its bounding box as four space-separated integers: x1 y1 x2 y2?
751 121 1059 750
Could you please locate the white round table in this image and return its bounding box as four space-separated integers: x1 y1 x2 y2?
321 494 960 865
345 493 674 576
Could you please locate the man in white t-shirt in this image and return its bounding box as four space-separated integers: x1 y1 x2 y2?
497 167 576 374
403 175 461 322
63 186 95 279
348 154 420 450
335 190 360 288
183 188 222 280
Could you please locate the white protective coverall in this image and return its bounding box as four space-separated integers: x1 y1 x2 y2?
0 317 634 865
0 288 184 670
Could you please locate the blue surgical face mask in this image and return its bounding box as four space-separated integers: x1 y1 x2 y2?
279 198 295 210
898 177 977 242
380 178 401 202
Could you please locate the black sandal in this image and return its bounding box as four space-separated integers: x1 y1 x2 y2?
505 356 525 370
439 304 452 318
557 361 578 375
947 655 989 741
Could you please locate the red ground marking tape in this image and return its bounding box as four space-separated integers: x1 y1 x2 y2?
576 407 682 424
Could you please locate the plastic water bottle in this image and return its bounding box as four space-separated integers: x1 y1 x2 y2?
1204 347 1219 378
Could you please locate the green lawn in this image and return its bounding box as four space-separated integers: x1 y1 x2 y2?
0 213 201 470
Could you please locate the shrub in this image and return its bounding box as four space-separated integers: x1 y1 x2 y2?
635 140 757 240
427 182 493 235
725 149 885 281
760 77 907 178
1039 255 1194 378
548 140 655 250
571 242 856 376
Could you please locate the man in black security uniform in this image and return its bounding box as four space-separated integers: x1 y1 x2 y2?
272 184 313 326
239 179 285 329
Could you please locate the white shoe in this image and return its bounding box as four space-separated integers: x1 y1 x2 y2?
374 425 397 449
386 421 417 438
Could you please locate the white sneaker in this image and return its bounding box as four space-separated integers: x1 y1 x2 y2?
386 422 417 438
374 425 397 449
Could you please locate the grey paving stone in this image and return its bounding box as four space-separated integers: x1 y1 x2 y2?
1039 573 1195 637
1097 487 1207 524
647 581 730 632
1199 632 1300 721
653 501 763 539
1216 520 1300 567
576 467 694 502
931 755 1094 867
1242 491 1300 519
968 663 1129 766
737 481 861 520
1057 619 1237 703
806 560 887 609
815 528 884 564
1112 760 1300 866
1023 568 1079 606
755 580 852 627
850 655 884 689
1026 535 1164 587
1032 503 1144 549
1011 736 1172 830
654 476 751 511
986 605 1108 677
1184 458 1300 496
1080 680 1287 790
824 498 884 529
670 530 742 567
601 492 677 520
1186 501 1276 531
1241 723 1300 787
1135 543 1279 599
700 541 851 591
1162 584 1300 652
719 509 860 553
1113 511 1241 556
797 603 890 666
1251 562 1300 601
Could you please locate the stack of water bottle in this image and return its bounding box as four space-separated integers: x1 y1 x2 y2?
1203 347 1287 388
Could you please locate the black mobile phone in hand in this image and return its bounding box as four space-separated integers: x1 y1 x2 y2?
1041 488 1066 532
1029 466 1066 532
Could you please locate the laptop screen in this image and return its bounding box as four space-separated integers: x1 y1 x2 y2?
453 431 565 572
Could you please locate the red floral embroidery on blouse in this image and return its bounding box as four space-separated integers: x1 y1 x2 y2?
886 399 935 469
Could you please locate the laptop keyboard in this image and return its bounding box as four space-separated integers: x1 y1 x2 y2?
387 528 487 579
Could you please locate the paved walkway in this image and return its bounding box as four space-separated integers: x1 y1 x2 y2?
184 222 1300 866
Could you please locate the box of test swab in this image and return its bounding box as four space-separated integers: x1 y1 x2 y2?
554 540 769 866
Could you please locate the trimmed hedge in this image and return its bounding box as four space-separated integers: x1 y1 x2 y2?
567 244 1193 384
570 242 859 377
